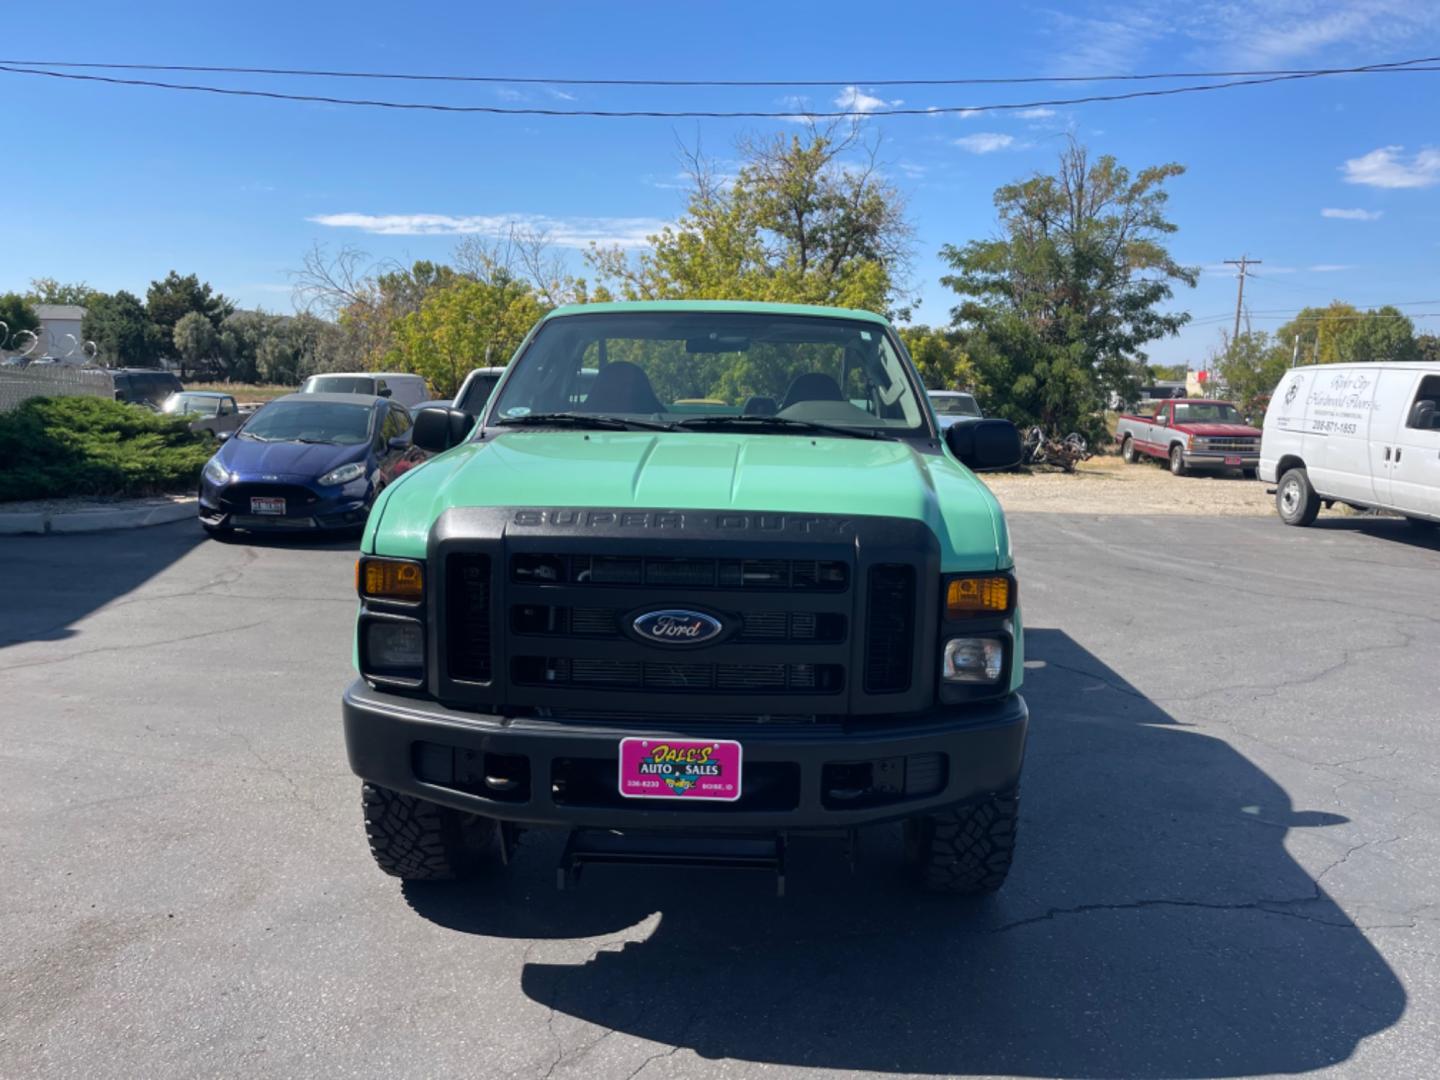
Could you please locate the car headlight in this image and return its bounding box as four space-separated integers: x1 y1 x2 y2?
362 619 425 684
202 458 230 485
942 637 1005 683
320 461 367 486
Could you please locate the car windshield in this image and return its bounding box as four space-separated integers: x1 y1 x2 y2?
1173 402 1244 424
305 376 374 395
240 401 373 444
930 394 980 416
162 393 220 417
487 311 926 434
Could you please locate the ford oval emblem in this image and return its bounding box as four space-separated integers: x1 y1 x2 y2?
633 609 724 646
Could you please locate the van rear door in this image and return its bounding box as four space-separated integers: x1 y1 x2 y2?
1389 372 1440 519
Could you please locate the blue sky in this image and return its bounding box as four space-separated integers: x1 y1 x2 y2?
4 0 1439 367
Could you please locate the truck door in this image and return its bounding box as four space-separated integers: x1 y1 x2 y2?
1389 372 1440 519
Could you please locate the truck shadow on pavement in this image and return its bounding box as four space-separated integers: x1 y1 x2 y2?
1309 516 1440 551
404 629 1405 1078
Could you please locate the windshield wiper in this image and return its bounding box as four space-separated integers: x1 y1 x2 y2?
495 412 673 432
237 432 275 442
673 415 894 440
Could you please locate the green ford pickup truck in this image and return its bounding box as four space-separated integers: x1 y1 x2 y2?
343 300 1027 895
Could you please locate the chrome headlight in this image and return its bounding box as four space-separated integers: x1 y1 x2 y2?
320 461 367 486
942 636 1005 684
202 458 230 485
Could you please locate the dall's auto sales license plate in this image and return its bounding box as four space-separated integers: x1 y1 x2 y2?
250 496 286 515
1224 456 1243 466
618 737 743 801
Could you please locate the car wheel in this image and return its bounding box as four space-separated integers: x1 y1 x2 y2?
903 787 1019 895
1121 436 1137 464
361 783 501 881
1276 467 1321 527
1169 445 1188 476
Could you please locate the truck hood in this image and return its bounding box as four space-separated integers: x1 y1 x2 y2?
1173 422 1261 437
365 431 1009 570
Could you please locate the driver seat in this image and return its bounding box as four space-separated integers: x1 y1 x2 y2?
578 361 664 414
781 372 845 410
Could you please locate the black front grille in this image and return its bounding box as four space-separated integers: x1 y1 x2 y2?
513 554 847 591
446 554 492 683
512 656 844 694
511 603 844 643
864 564 916 693
217 483 319 513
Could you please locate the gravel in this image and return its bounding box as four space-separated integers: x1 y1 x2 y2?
981 455 1273 516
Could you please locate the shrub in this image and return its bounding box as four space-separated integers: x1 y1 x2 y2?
0 396 214 502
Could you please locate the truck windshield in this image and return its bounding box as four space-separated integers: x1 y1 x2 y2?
1173 403 1244 424
488 311 927 435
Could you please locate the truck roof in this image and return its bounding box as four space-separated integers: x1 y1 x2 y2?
542 299 892 326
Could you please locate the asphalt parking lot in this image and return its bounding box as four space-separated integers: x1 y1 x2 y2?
2 512 1438 1080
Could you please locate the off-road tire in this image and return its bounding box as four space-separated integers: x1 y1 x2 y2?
1276 467 1321 527
904 788 1019 895
361 782 498 881
1169 444 1188 476
1121 436 1137 464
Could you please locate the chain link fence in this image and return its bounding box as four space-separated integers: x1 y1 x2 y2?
0 365 112 413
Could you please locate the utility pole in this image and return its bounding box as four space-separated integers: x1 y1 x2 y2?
1224 255 1261 343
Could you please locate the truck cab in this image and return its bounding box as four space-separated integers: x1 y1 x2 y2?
343 301 1027 896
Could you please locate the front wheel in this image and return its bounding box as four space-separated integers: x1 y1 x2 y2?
1276 467 1321 526
361 783 501 881
903 788 1019 895
1169 445 1188 476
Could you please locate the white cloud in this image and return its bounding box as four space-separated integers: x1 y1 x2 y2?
954 133 1016 154
495 87 524 102
1342 146 1440 189
834 85 901 113
1308 263 1354 272
896 160 928 179
1016 107 1057 119
543 86 578 102
308 212 666 248
1320 207 1382 220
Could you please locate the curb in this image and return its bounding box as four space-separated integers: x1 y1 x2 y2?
0 498 197 536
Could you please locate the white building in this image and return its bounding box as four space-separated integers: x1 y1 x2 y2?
35 304 88 362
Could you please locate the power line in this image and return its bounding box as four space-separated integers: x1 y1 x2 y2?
1 60 1437 119
0 54 1436 87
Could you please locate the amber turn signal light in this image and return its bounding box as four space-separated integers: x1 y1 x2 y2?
358 558 424 602
946 575 1011 616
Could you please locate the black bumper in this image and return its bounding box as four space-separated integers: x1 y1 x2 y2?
342 679 1028 831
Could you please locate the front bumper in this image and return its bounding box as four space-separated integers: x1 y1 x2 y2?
1182 451 1259 470
198 478 371 531
342 679 1028 831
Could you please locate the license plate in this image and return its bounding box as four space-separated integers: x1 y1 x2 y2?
1224 456 1242 466
250 496 286 515
618 737 742 801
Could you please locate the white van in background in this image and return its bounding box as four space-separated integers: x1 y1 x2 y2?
300 372 429 410
1260 362 1440 528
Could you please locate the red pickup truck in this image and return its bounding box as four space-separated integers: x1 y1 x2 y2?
1116 399 1261 478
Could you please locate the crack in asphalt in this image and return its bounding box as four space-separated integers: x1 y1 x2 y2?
0 619 273 672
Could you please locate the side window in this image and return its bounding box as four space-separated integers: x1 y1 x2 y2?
219 398 235 415
391 407 411 434
1154 405 1169 426
1406 375 1440 431
381 408 404 442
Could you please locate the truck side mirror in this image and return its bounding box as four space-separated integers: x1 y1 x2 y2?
413 407 473 453
944 417 1022 471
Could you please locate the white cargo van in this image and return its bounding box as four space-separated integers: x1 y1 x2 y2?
1260 362 1440 528
299 372 429 410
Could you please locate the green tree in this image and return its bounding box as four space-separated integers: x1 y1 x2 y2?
898 325 980 393
0 293 42 354
83 291 158 367
588 124 912 315
1216 329 1291 418
389 279 547 396
173 311 219 377
941 140 1196 437
1416 333 1440 364
1274 301 1418 364
1147 362 1188 382
146 272 234 360
26 278 103 307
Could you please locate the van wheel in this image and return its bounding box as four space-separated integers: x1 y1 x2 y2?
904 788 1019 895
1121 436 1137 464
1168 445 1188 476
1277 468 1321 527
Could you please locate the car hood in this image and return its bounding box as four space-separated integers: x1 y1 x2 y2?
220 438 366 478
1174 422 1262 437
365 431 1009 570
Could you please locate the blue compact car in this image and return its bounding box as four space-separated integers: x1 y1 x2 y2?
198 393 428 535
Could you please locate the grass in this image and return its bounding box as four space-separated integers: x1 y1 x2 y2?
0 396 214 503
182 381 295 402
